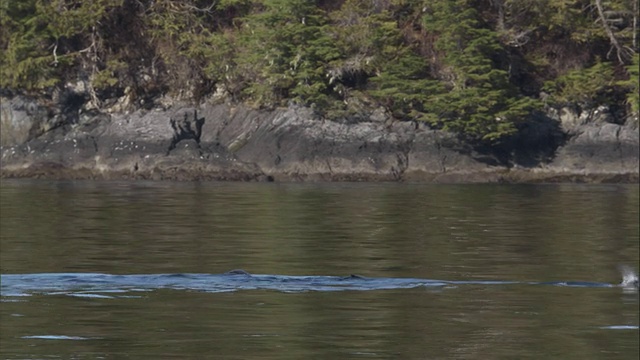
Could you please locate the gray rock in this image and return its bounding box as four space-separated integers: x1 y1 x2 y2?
0 96 56 147
1 97 638 182
549 122 639 173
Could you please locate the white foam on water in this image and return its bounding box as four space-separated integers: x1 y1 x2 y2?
22 335 96 340
619 265 639 289
599 325 639 330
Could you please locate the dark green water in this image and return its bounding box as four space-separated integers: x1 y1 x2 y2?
1 180 638 359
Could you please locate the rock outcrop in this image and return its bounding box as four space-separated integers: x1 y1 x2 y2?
1 96 638 182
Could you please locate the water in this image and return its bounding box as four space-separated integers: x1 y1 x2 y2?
1 180 638 359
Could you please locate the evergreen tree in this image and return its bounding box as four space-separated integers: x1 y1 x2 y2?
0 0 636 141
236 0 341 109
421 0 538 142
619 54 640 115
0 0 124 92
543 60 616 108
330 1 442 120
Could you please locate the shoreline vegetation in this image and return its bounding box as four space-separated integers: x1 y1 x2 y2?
0 0 639 182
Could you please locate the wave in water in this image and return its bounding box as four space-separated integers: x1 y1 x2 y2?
1 269 636 298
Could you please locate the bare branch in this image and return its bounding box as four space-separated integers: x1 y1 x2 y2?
594 0 633 63
52 41 59 66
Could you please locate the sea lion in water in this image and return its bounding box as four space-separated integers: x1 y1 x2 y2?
347 274 366 279
225 269 251 276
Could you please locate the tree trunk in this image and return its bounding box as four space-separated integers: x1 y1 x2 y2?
594 0 630 63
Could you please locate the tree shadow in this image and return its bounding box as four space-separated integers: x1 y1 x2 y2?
466 111 568 168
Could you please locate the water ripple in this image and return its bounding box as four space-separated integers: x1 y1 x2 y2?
1 271 635 298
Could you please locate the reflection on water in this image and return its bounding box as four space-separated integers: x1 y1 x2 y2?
0 180 638 359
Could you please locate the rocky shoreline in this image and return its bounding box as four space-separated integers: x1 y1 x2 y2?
1 95 638 183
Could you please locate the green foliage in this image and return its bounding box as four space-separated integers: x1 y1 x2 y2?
0 0 636 141
429 87 539 142
234 0 341 110
618 54 640 115
417 0 539 142
44 0 123 39
0 0 59 90
543 61 616 108
369 50 443 121
92 59 127 89
331 2 437 120
0 0 123 91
